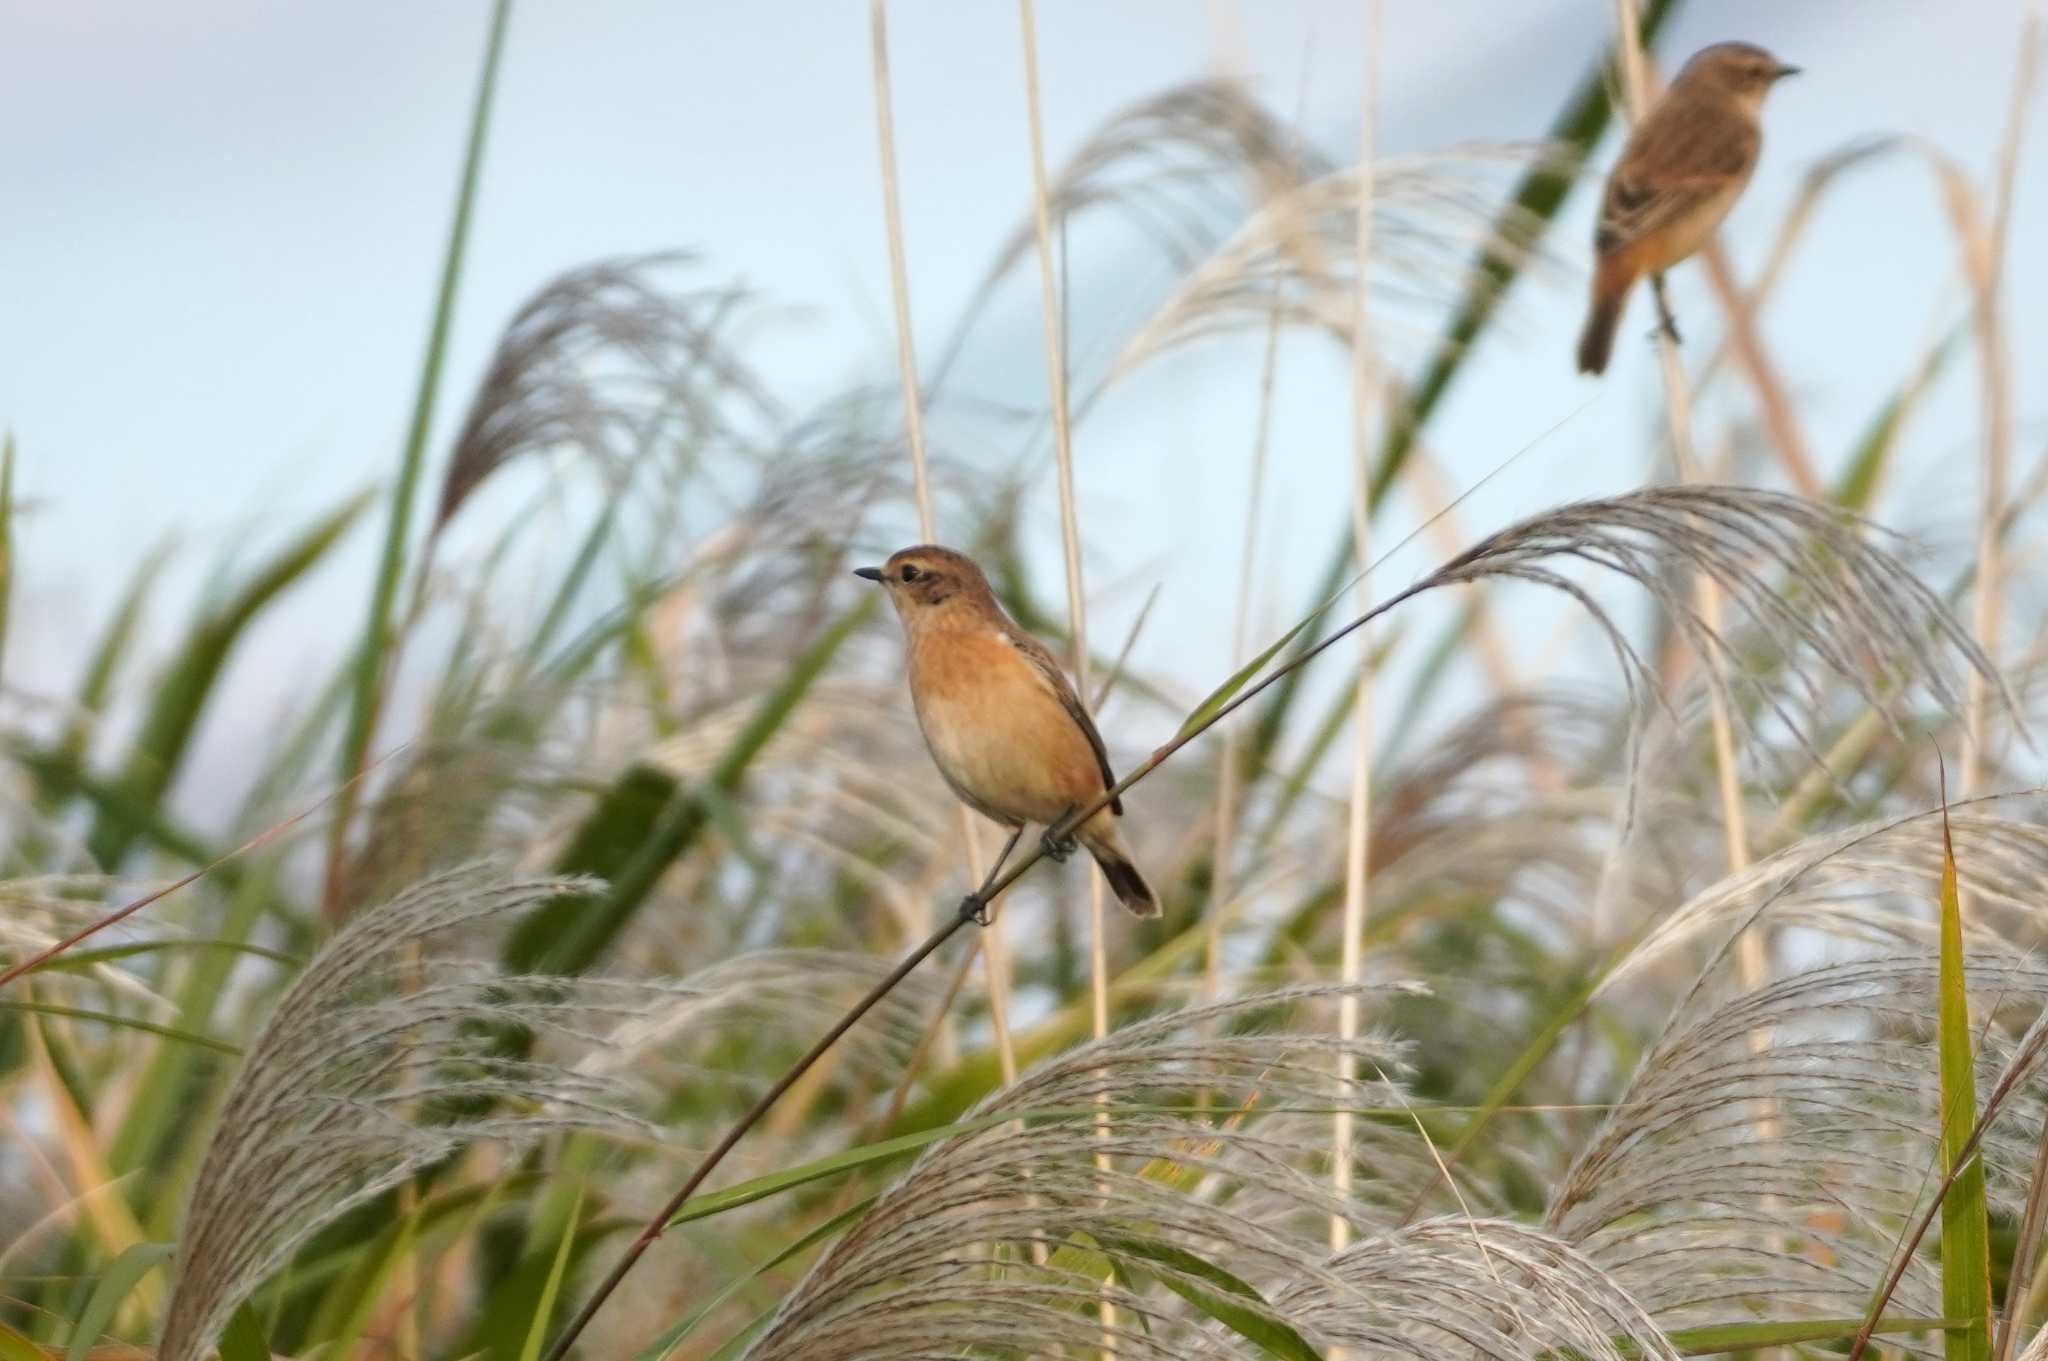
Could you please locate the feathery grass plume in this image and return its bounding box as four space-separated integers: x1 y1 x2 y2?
1549 953 2048 1333
740 985 1442 1361
431 253 780 539
1602 805 2048 994
1410 486 2006 783
1266 1219 1677 1361
929 79 1324 388
998 79 1325 265
158 865 650 1361
1111 143 1563 376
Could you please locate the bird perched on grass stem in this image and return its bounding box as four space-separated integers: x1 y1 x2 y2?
856 545 1159 920
1577 41 1799 375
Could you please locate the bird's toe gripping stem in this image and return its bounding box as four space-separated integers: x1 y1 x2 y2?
1040 819 1078 864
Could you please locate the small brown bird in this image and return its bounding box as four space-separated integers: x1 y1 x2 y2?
856 545 1159 919
1576 41 1799 375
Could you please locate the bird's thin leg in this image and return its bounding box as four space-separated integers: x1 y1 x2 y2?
1649 273 1682 345
1040 807 1080 864
959 825 1025 926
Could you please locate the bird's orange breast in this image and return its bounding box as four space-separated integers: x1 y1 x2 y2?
907 627 1105 826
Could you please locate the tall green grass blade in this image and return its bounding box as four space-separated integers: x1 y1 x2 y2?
1937 800 1993 1361
517 1185 585 1361
55 544 170 767
0 1002 240 1056
1093 1233 1322 1361
22 992 95 1126
64 1242 172 1361
506 594 875 975
527 496 623 665
462 1216 617 1361
85 493 370 867
1177 610 1320 739
327 0 514 912
1657 1316 1957 1356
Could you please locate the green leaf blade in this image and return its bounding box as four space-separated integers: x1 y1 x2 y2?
65 1242 173 1361
1095 1233 1322 1361
1936 805 1993 1361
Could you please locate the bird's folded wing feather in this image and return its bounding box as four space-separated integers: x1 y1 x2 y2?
1004 627 1124 816
1597 109 1758 253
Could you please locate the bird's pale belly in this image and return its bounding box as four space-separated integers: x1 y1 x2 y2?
913 689 1096 827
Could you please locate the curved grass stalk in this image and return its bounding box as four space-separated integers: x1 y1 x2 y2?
1332 0 1382 1260
868 0 932 538
1013 5 1117 1347
868 0 1018 1096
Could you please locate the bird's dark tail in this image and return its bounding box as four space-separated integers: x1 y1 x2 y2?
1576 264 1632 376
1576 294 1624 375
1081 821 1158 918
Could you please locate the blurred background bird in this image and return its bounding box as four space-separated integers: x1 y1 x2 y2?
856 545 1159 918
1576 40 1800 375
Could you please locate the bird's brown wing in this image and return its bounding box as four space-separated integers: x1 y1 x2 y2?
1003 626 1124 816
1596 104 1759 254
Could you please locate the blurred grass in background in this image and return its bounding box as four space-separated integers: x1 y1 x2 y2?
6 2 2048 1359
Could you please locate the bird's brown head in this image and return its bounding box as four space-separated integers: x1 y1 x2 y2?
1675 41 1800 107
854 545 998 627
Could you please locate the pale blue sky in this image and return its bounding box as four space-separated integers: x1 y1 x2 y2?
1 1 2040 818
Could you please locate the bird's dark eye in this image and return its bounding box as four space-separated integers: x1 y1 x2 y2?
900 564 921 582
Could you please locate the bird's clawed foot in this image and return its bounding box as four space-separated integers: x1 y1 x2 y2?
958 893 991 927
1040 820 1078 864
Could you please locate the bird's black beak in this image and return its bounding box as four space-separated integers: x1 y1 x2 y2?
1774 63 1801 80
853 566 885 582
